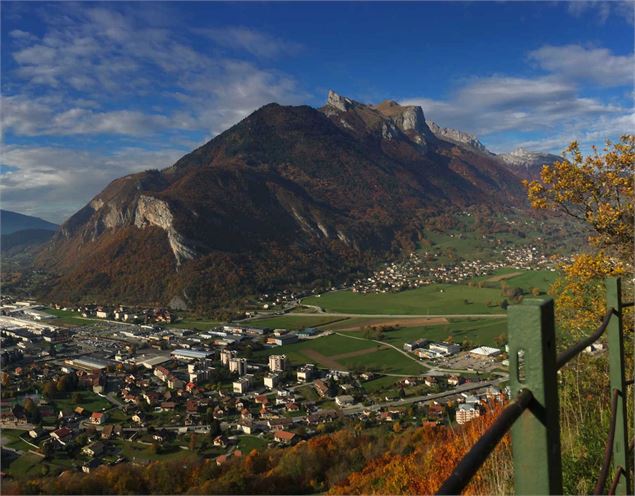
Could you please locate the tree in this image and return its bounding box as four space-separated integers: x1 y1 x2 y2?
526 135 634 336
189 432 198 451
531 287 541 297
208 419 221 438
524 136 634 492
526 135 634 260
42 381 56 399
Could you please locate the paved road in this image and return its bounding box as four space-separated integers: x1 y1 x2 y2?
340 377 507 415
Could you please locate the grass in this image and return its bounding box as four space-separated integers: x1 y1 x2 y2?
296 384 320 401
53 390 111 413
247 315 348 330
170 319 221 330
345 318 508 348
1 429 32 451
255 333 377 365
254 333 425 375
114 439 200 462
362 375 399 393
43 308 101 327
5 452 44 478
303 284 504 315
237 435 268 452
337 348 425 375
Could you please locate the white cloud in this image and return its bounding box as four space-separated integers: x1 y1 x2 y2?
4 4 307 139
0 145 187 223
197 26 303 58
528 44 635 86
567 1 634 25
403 75 623 137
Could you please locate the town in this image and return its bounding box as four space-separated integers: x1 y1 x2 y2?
1 296 512 478
351 245 568 293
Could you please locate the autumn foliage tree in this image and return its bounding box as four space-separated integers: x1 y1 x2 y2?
526 135 633 336
525 135 634 493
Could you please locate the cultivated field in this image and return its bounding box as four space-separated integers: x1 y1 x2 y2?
303 284 504 315
255 334 423 375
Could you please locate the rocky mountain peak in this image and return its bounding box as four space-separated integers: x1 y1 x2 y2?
326 90 359 112
426 121 490 154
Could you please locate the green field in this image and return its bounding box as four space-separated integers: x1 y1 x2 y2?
237 435 268 452
113 439 200 462
53 391 111 413
303 270 559 316
255 334 424 375
5 452 44 478
255 333 377 363
361 375 399 393
304 284 504 315
44 308 100 327
344 318 508 348
336 348 425 375
1 429 32 451
247 315 348 330
170 319 221 330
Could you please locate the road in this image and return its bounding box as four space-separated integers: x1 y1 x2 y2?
340 377 507 415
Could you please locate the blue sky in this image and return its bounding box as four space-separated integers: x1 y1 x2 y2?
1 1 633 222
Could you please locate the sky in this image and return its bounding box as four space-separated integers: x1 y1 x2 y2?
1 1 633 223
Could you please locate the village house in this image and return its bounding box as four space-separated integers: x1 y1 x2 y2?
274 430 297 445
90 412 106 425
51 426 73 445
82 441 104 457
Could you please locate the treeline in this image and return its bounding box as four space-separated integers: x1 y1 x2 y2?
3 409 508 495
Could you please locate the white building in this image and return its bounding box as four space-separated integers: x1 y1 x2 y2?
429 342 461 356
469 346 501 357
296 364 315 382
220 349 238 366
269 354 287 372
233 375 253 394
335 395 354 407
264 373 280 389
229 357 248 376
456 403 481 424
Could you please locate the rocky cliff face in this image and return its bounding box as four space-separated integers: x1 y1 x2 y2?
496 148 562 180
426 121 491 154
38 92 529 310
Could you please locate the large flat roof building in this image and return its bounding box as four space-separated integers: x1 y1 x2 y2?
171 349 213 361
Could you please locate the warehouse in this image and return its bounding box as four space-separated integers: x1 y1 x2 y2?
171 349 213 361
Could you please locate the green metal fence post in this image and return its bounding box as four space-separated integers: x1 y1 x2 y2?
508 297 563 495
606 277 630 495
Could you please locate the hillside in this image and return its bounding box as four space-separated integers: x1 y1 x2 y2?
0 209 58 235
36 92 530 310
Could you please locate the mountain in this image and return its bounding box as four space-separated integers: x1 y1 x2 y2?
36 91 530 310
2 229 56 253
426 121 492 155
496 148 562 180
1 209 58 235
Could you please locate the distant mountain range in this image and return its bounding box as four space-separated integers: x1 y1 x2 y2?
33 91 561 310
1 209 58 235
1 210 58 255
